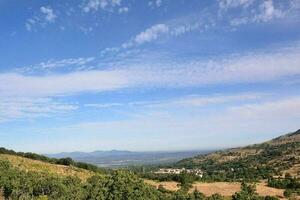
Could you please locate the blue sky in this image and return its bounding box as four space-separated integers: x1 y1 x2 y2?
0 0 300 153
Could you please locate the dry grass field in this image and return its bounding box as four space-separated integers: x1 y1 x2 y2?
0 154 94 181
144 180 180 191
255 182 284 197
192 182 241 196
145 180 286 199
283 164 300 178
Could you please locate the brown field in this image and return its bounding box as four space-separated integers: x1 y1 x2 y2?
255 182 285 197
145 180 287 199
144 180 180 191
193 182 285 198
192 182 241 196
0 154 94 181
283 163 300 178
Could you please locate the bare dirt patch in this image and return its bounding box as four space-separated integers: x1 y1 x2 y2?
145 180 287 198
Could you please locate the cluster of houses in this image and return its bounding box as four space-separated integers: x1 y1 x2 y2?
155 168 203 177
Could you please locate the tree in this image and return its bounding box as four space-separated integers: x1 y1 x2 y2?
232 182 260 200
56 157 74 166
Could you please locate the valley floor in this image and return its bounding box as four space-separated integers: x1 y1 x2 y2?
145 180 287 199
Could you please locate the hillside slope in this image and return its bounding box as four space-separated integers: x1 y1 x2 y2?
176 129 300 180
0 154 93 181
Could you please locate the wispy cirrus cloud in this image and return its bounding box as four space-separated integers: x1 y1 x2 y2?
82 0 122 13
50 95 300 151
0 98 78 122
122 24 169 48
2 42 300 98
25 6 57 31
95 0 300 56
85 93 264 109
218 0 297 26
40 6 57 22
16 57 95 74
0 70 129 97
218 0 255 10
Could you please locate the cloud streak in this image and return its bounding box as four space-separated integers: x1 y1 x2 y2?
85 93 264 109
0 70 129 97
0 98 77 122
50 95 300 151
2 44 300 97
17 57 95 74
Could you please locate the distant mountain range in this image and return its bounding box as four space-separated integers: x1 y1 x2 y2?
47 150 213 167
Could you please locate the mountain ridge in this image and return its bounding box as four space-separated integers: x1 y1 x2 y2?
175 129 300 179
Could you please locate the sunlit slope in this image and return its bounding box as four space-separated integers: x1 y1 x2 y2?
0 154 93 181
177 129 300 177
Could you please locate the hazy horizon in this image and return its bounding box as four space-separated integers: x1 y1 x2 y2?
0 0 300 153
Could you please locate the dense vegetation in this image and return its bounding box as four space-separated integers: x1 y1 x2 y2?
0 160 163 199
134 144 295 183
173 130 300 182
268 174 300 198
130 130 300 185
0 159 283 200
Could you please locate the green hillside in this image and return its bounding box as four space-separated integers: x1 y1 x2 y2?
176 129 300 181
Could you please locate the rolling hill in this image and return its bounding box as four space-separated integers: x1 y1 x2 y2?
176 129 300 179
0 154 93 181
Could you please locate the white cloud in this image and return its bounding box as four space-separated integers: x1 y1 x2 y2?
83 93 264 110
218 0 255 10
25 6 57 31
1 44 300 97
0 98 77 122
122 24 169 48
134 24 169 44
228 96 300 120
157 93 263 107
40 6 57 23
148 0 162 8
79 26 94 34
118 7 129 14
52 95 300 151
83 0 122 12
170 22 201 36
125 46 300 87
220 0 296 26
0 70 129 97
253 0 284 22
85 103 124 108
18 57 95 73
